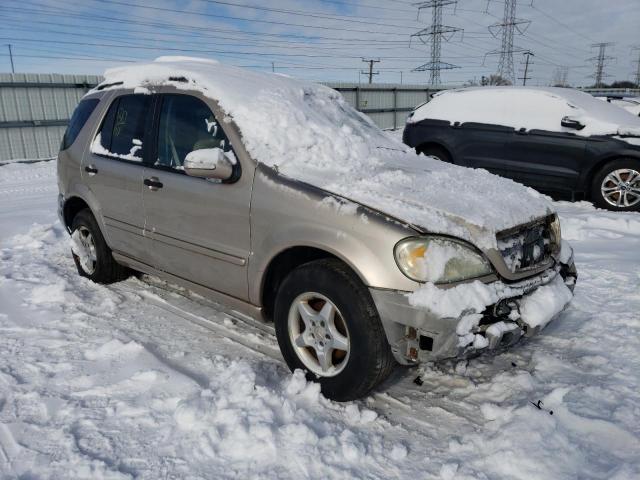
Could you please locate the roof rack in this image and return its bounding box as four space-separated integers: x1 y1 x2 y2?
95 81 124 91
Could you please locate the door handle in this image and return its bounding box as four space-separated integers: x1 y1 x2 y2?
144 177 163 190
85 165 98 175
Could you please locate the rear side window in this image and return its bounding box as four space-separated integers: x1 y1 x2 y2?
61 98 99 150
93 95 151 161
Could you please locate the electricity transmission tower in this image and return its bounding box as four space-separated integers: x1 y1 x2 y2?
552 66 569 87
410 0 463 86
588 42 615 87
360 58 380 84
632 46 640 88
486 0 530 84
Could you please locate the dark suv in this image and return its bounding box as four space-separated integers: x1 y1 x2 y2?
403 87 640 211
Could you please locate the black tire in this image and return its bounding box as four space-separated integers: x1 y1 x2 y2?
274 258 395 401
416 144 452 163
70 209 129 283
590 158 640 211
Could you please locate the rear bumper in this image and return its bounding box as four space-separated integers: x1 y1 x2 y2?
370 249 577 365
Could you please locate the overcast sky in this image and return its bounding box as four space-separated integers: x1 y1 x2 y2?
1 0 638 86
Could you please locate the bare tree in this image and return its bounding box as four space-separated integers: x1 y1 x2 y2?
481 74 512 86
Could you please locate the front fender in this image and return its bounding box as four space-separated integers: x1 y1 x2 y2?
248 166 419 305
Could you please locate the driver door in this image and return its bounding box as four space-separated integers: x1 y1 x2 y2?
142 92 253 300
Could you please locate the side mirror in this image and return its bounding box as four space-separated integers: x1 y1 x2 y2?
561 116 585 130
184 148 235 181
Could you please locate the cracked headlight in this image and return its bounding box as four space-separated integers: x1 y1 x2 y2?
394 236 493 284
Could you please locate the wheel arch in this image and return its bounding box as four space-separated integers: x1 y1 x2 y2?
415 141 453 162
63 196 91 231
260 246 360 322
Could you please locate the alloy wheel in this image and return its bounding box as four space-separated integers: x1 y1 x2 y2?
74 226 98 275
287 292 350 377
600 168 640 208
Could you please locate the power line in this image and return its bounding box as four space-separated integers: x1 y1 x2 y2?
411 1 463 86
89 0 415 37
0 2 415 45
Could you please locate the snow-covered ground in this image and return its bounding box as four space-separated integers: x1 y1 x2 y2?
1 160 639 479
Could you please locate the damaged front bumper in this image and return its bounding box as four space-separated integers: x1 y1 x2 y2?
370 248 577 365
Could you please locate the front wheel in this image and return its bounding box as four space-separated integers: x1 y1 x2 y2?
274 259 395 401
591 159 640 211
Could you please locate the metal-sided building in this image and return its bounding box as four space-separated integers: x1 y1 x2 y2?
0 73 100 162
1 72 638 163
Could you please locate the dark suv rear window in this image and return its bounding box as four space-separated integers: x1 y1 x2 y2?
61 98 99 150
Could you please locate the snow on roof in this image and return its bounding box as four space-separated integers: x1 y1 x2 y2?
97 58 553 249
410 86 640 137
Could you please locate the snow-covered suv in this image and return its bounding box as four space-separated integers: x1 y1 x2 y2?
404 87 640 211
57 57 577 401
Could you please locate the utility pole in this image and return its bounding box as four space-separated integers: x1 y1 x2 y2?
588 42 615 87
410 0 462 87
361 58 380 84
7 44 15 74
486 0 530 85
518 51 534 86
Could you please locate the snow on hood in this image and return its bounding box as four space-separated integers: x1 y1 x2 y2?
97 58 553 249
409 86 640 138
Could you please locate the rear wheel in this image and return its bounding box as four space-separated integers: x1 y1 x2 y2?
274 259 395 401
416 144 452 163
591 159 640 211
70 209 129 283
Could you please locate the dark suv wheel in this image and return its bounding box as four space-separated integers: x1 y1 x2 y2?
70 209 129 283
591 159 640 211
274 259 395 401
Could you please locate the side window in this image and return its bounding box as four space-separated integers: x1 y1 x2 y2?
92 94 151 161
156 94 234 171
62 98 99 150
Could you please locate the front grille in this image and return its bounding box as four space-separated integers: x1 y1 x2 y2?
497 219 554 273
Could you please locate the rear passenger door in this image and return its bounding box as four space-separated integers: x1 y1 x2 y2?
83 92 154 264
505 129 586 191
142 92 253 300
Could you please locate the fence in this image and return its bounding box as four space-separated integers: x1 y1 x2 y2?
0 73 101 162
0 72 639 163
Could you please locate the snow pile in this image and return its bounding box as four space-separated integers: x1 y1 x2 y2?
518 275 574 329
409 87 640 138
2 161 640 478
408 265 572 324
97 58 553 248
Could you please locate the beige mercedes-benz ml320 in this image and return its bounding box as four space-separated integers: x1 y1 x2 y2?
57 57 577 401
